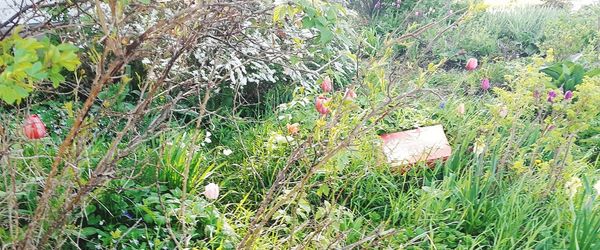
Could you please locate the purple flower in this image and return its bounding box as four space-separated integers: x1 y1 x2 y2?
374 0 381 9
547 90 557 102
481 78 490 91
564 90 573 101
439 102 446 109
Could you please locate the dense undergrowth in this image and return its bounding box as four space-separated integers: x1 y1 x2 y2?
1 0 600 249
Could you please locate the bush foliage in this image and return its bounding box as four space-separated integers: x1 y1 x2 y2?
1 0 600 249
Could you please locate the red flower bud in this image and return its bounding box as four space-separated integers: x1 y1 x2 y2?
465 58 478 71
23 115 47 140
315 96 330 115
320 77 333 93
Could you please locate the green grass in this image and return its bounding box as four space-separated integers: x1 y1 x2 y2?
2 1 600 249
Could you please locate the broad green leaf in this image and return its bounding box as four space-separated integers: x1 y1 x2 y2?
0 33 80 104
319 28 334 44
49 70 65 87
304 6 317 17
302 17 315 28
540 63 562 79
14 38 43 52
80 227 99 237
0 85 18 104
25 62 48 80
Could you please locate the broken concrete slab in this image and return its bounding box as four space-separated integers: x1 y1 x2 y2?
380 124 452 167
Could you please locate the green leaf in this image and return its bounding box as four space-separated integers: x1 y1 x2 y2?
302 17 315 28
319 28 334 44
143 214 153 223
304 6 317 17
0 83 30 104
25 62 48 80
80 227 99 237
154 215 166 226
316 184 330 197
49 71 65 87
565 79 575 91
14 38 43 52
585 68 600 77
540 65 562 80
0 34 80 104
85 204 97 215
13 48 37 64
561 63 571 76
325 6 337 21
55 48 80 71
87 214 101 225
0 85 18 104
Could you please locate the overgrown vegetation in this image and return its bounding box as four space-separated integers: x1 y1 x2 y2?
1 0 599 249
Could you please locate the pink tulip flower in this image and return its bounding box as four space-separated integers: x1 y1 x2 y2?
23 115 47 140
320 77 333 93
315 96 330 115
465 58 478 71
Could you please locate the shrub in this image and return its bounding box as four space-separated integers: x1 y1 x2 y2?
0 31 80 104
539 5 600 60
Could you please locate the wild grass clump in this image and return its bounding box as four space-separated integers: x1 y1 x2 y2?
1 1 600 249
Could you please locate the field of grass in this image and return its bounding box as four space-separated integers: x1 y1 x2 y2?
1 0 600 249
